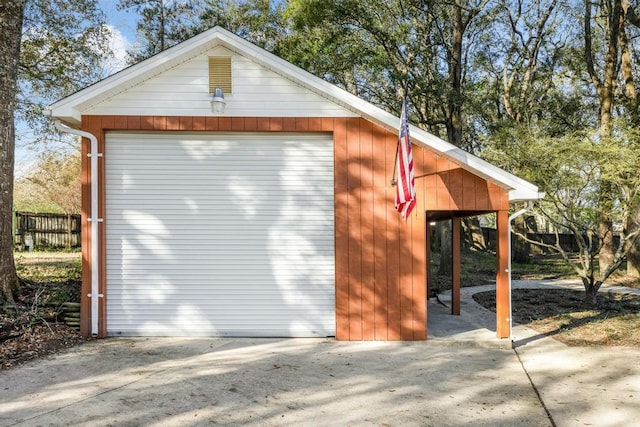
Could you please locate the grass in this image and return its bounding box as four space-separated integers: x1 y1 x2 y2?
12 251 82 310
14 251 81 284
429 249 577 292
431 248 638 288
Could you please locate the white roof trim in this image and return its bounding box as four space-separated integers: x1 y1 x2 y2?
48 26 542 203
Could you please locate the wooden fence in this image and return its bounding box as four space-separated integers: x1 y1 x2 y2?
14 212 81 250
481 227 619 254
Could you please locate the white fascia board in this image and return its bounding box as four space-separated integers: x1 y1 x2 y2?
48 27 229 125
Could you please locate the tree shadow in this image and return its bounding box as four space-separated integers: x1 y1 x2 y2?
475 288 640 346
0 337 556 426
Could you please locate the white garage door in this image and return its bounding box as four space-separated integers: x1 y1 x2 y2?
105 132 335 337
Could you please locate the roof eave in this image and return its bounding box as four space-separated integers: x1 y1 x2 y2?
48 27 233 124
508 190 546 203
47 26 542 203
222 33 543 202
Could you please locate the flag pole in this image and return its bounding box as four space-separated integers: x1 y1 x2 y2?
391 144 399 186
390 83 409 187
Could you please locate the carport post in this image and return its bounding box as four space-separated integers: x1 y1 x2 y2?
495 210 510 338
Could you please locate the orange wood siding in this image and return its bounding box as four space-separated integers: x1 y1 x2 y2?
80 115 509 340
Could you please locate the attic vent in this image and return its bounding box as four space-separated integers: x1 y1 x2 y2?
209 56 232 94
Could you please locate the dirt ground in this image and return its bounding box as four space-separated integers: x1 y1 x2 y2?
473 288 640 346
1 253 87 370
0 322 86 370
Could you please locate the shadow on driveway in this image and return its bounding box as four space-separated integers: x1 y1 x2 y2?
0 337 549 426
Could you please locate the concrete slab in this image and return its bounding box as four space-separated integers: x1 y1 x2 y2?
427 293 507 348
514 326 640 427
436 280 640 427
508 280 640 427
0 338 549 426
1 279 637 426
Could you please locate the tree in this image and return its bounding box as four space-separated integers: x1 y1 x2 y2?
583 0 624 276
118 0 203 63
284 0 489 145
486 126 640 304
1 0 110 304
18 0 110 144
469 0 640 303
473 0 567 262
199 0 288 51
0 0 27 305
14 149 81 215
284 0 491 275
620 0 640 276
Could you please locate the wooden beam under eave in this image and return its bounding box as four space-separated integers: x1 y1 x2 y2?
495 210 510 338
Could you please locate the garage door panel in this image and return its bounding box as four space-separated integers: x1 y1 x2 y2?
105 132 335 337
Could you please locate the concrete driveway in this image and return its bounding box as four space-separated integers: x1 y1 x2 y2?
1 337 549 427
2 279 638 426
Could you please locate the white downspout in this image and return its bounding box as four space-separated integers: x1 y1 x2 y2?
508 201 534 345
53 120 102 337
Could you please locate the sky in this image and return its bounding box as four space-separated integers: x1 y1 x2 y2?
99 0 137 68
14 1 139 178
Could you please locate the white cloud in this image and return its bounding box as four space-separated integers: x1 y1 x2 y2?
103 24 131 75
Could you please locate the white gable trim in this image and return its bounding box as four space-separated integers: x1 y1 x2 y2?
47 26 542 202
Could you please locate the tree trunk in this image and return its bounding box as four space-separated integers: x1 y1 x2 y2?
463 216 486 251
447 0 464 148
435 1 464 275
598 192 615 275
582 277 600 306
0 0 26 305
584 0 621 275
628 243 640 277
437 220 452 276
512 213 531 263
626 204 640 277
620 22 640 277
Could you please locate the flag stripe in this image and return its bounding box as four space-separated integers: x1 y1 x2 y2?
394 98 416 221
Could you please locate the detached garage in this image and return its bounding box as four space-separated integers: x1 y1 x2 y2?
48 27 541 340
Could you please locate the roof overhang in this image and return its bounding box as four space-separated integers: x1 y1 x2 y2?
47 26 543 204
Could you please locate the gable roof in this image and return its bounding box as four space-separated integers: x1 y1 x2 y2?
47 26 542 203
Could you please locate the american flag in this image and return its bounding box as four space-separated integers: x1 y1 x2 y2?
394 98 416 220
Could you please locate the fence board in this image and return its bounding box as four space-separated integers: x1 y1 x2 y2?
14 212 81 250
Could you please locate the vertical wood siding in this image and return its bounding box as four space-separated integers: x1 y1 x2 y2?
81 115 509 340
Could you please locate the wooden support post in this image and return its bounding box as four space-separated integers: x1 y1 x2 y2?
425 214 430 337
451 217 461 315
495 210 510 338
426 214 430 300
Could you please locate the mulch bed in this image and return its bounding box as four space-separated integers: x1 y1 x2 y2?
1 321 86 370
1 279 87 370
473 288 640 346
